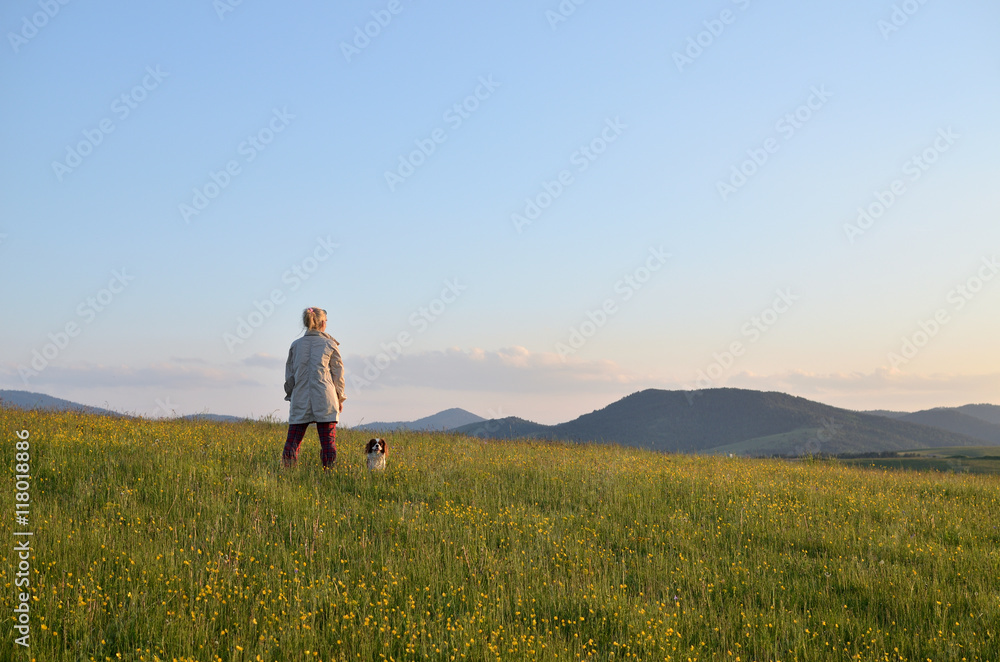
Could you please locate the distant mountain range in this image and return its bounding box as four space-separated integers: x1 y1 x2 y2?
354 407 485 432
860 409 909 419
451 389 1000 456
951 404 1000 426
6 388 1000 456
867 405 1000 444
0 390 120 416
0 390 246 422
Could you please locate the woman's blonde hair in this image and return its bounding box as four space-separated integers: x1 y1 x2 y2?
302 307 327 331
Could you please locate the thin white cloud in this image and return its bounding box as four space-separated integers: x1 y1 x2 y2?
722 369 1000 409
243 353 284 370
727 368 999 392
169 356 211 365
0 361 262 390
343 345 654 393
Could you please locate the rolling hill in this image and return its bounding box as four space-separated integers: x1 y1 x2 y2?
449 416 552 440
452 388 991 456
860 409 909 419
895 408 1000 444
355 407 485 432
953 403 1000 426
0 390 244 421
0 389 120 416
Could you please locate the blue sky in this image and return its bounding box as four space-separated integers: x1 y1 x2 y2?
2 0 998 425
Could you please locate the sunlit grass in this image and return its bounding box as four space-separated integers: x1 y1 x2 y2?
2 406 999 660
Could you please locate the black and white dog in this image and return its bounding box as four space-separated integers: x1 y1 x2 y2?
365 438 387 471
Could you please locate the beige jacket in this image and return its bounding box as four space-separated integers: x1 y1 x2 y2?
284 330 346 424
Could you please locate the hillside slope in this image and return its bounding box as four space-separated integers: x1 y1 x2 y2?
898 408 1000 444
455 389 989 456
0 389 119 416
449 416 553 440
954 403 1000 426
550 389 986 455
358 407 485 432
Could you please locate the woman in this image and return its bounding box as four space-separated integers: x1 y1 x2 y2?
282 307 346 468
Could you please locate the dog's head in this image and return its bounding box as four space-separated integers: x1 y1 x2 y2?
365 438 387 455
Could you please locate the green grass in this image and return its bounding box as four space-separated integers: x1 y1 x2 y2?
706 428 824 456
839 457 1000 476
904 447 1000 459
3 407 999 661
839 446 1000 476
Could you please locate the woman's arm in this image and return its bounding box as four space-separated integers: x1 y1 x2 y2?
329 344 346 409
283 346 295 401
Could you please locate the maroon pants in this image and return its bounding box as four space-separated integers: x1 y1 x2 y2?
282 421 337 467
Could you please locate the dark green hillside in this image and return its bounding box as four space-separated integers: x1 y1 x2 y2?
954 403 1000 425
553 388 824 451
456 389 992 456
548 388 987 455
860 409 909 418
357 407 485 432
450 416 552 440
0 389 120 416
898 408 1000 444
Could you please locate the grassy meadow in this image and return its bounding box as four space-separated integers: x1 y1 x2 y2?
2 407 999 661
841 448 1000 477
